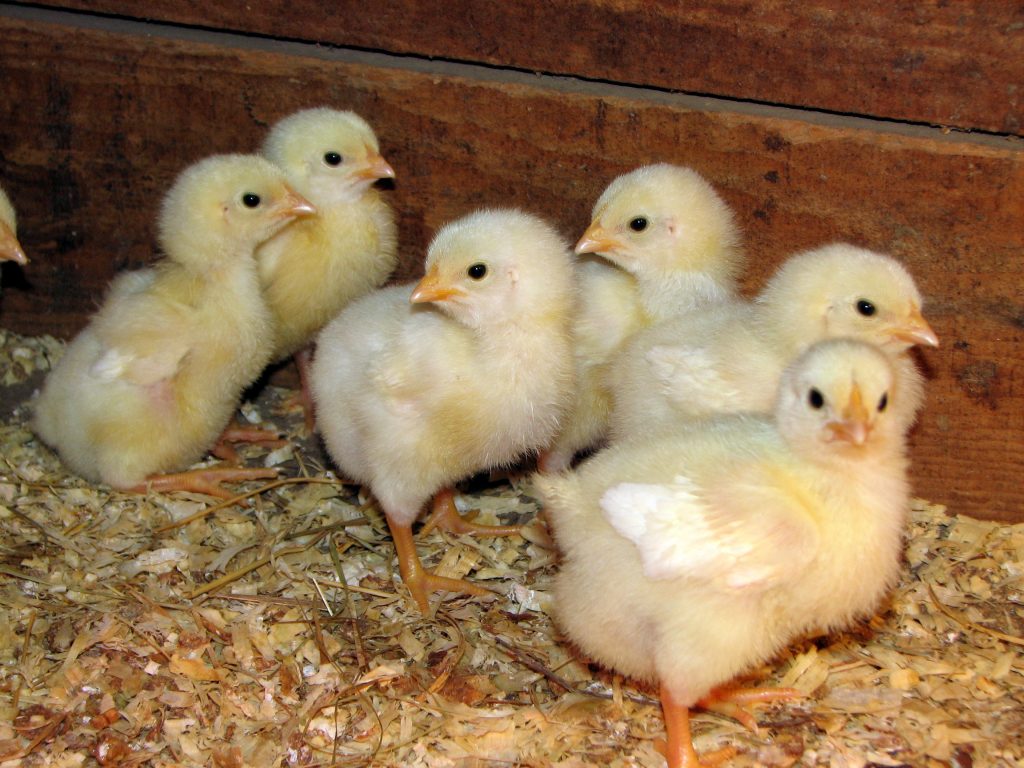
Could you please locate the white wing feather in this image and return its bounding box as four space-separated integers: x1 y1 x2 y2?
601 474 818 590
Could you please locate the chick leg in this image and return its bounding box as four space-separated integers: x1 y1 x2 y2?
536 448 571 474
660 685 736 768
279 347 317 432
419 487 523 537
126 467 279 500
294 347 317 432
697 684 803 733
388 518 492 613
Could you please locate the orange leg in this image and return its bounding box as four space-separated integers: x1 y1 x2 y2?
697 684 803 733
419 487 523 537
658 685 737 768
126 467 279 499
387 517 492 613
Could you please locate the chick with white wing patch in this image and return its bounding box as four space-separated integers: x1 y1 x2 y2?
537 338 910 768
33 155 315 497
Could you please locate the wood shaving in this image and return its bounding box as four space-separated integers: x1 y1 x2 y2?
0 330 1021 767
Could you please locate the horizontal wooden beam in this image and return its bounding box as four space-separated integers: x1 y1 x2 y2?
0 8 1021 523
33 0 1024 135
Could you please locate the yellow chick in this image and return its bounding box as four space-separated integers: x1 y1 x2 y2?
33 154 315 497
537 339 910 767
540 164 743 471
0 184 28 265
257 107 398 427
610 243 939 442
311 208 576 611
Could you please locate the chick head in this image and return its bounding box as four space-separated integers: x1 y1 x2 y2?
157 154 315 269
263 107 394 205
411 208 574 329
575 164 742 285
758 243 939 355
0 185 27 265
776 338 899 458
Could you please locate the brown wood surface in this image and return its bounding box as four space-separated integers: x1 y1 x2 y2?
34 0 1024 136
0 9 1021 522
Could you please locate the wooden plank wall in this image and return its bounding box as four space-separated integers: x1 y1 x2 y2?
0 2 1021 522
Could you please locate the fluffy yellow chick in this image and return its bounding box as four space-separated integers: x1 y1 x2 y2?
540 164 743 471
311 208 575 611
33 154 314 496
257 107 398 427
610 243 939 442
0 184 28 265
537 339 910 767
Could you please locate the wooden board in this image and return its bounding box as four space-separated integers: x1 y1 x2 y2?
39 0 1024 135
0 8 1021 522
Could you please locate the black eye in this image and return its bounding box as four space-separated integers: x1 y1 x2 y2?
808 388 825 409
629 217 648 232
242 193 261 208
467 263 487 280
856 299 876 317
878 393 888 412
324 152 343 166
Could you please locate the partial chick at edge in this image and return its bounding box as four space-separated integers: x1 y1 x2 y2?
536 338 911 768
609 242 939 444
32 154 314 497
541 164 743 472
0 184 28 266
257 107 398 429
311 208 576 612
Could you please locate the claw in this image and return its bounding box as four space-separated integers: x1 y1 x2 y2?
419 487 523 537
126 466 279 499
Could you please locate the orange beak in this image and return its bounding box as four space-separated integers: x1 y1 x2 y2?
890 305 939 348
410 265 464 304
279 187 317 219
355 149 396 182
826 383 871 446
574 223 623 256
0 221 27 265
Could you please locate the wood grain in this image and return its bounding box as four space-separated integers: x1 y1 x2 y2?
35 0 1024 135
0 10 1021 521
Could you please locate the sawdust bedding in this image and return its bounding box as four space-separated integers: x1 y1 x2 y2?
0 328 1021 768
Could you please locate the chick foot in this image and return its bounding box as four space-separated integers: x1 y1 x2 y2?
697 684 803 733
212 422 287 464
126 467 280 499
659 685 737 768
389 518 492 612
419 487 523 537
